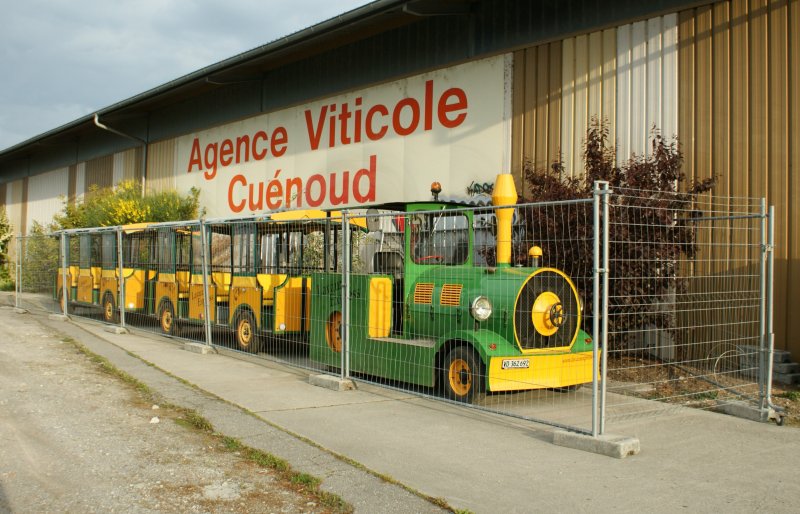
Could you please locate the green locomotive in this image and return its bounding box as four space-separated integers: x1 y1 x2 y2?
309 175 595 402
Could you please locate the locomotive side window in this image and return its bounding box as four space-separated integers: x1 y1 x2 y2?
411 212 468 265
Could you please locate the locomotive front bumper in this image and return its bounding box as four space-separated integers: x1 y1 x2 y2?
487 350 597 392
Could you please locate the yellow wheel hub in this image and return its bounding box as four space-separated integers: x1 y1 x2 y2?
448 359 472 396
325 311 343 353
238 319 252 346
531 291 564 336
161 309 172 332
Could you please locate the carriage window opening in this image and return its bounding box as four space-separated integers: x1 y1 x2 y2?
79 235 91 268
411 212 468 265
191 231 203 273
158 231 174 272
210 231 232 271
101 233 116 268
176 231 192 270
232 227 254 274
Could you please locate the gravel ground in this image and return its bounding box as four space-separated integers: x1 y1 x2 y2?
0 309 336 514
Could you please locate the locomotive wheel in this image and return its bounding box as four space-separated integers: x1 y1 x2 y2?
159 301 181 337
102 292 118 323
442 347 483 404
325 311 343 353
235 310 260 353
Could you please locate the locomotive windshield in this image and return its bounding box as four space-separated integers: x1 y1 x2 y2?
411 211 469 265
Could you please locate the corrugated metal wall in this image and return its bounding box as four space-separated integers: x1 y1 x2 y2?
5 180 24 236
26 167 68 231
84 154 114 191
146 139 177 194
512 13 678 188
678 0 799 358
512 0 798 357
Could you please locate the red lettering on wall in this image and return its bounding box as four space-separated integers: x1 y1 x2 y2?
366 105 389 141
392 98 420 136
228 175 247 213
438 87 468 128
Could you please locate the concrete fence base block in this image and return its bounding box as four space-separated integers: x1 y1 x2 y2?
13 308 28 314
715 400 778 423
183 342 213 355
553 430 640 459
103 326 129 335
309 374 356 391
48 314 69 321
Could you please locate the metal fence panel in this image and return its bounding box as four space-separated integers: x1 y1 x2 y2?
601 187 770 425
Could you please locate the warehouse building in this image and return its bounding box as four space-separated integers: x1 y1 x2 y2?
0 0 797 358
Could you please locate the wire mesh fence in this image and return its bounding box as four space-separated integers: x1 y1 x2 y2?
601 187 771 426
12 182 776 435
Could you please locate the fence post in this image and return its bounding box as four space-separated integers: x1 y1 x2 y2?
591 184 601 437
199 220 213 347
599 181 610 435
60 233 69 316
117 227 126 328
15 236 21 310
762 204 776 412
591 180 611 436
341 211 351 380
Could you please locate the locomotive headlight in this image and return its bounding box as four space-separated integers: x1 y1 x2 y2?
470 296 493 321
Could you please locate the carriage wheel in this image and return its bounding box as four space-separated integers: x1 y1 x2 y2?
159 301 180 337
325 311 343 353
235 310 260 353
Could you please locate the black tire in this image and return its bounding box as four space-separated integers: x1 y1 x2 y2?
159 301 181 337
441 346 484 404
234 310 260 353
102 292 119 324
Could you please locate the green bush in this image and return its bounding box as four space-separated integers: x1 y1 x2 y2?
19 222 58 294
54 180 203 229
0 206 12 290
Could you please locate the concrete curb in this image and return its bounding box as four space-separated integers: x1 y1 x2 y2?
183 342 214 354
309 374 356 391
553 431 641 459
715 400 782 424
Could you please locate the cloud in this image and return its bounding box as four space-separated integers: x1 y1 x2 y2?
0 0 370 150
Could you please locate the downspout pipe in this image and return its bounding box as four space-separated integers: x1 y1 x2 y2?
93 114 148 195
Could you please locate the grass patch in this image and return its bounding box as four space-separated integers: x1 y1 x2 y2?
777 390 800 402
290 472 321 490
244 447 290 473
692 391 719 401
175 410 214 432
221 436 243 451
211 436 350 513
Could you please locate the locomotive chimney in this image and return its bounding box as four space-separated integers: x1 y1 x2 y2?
491 174 517 267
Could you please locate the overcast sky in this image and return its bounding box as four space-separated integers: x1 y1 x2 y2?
0 0 372 151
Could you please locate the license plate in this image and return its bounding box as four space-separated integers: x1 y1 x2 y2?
502 358 530 370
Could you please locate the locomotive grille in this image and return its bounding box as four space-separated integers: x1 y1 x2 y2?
514 269 580 350
414 282 434 304
440 284 463 306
